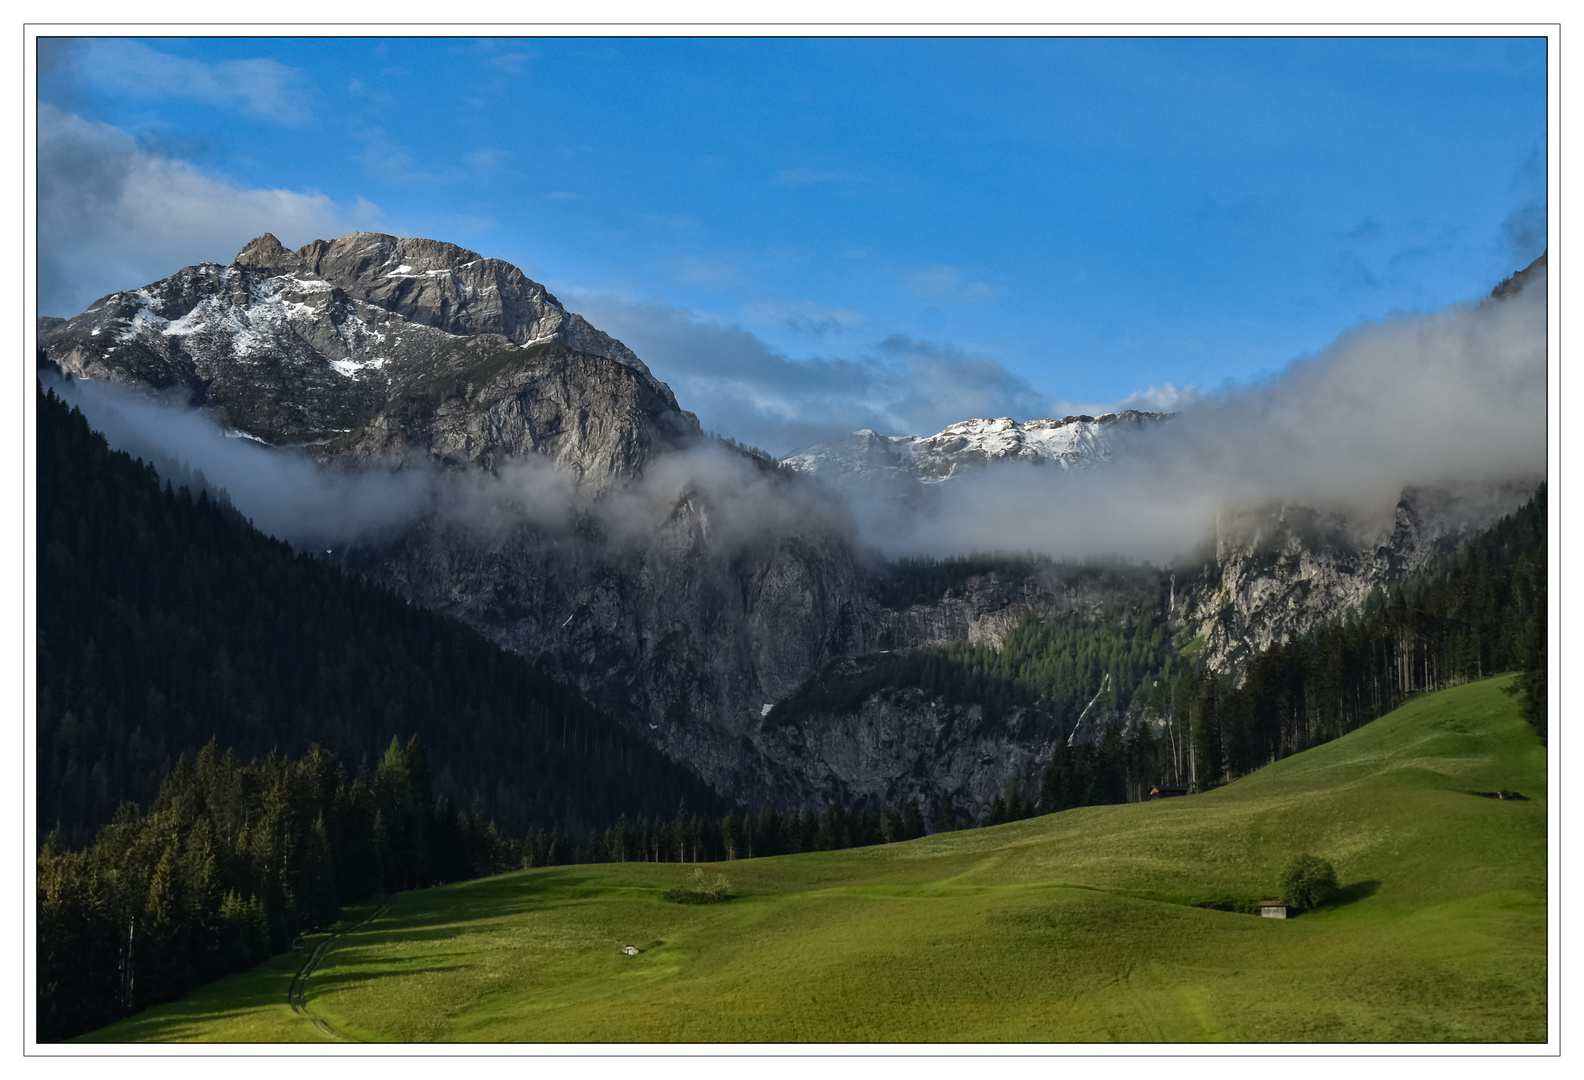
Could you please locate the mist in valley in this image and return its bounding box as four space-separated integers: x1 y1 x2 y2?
40 264 1545 573
854 273 1547 565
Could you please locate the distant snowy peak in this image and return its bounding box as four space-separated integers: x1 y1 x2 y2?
784 410 1171 487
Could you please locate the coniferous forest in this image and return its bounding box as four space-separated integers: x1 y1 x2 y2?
36 382 727 849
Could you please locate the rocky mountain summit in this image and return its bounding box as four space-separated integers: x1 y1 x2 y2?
784 411 1169 492
39 232 697 486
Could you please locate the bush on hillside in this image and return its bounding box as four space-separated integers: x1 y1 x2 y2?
664 867 732 904
1280 854 1338 912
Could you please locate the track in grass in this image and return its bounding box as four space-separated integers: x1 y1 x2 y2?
287 899 393 1041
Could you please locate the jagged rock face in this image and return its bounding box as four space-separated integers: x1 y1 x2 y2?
38 233 700 486
1172 483 1537 675
327 344 697 485
751 686 1051 823
234 232 677 403
333 466 874 805
785 410 1170 491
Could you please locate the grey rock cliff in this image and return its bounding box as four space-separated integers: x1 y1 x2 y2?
1171 483 1537 676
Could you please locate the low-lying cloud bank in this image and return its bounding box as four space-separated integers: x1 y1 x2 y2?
42 371 856 562
43 263 1544 571
867 275 1547 563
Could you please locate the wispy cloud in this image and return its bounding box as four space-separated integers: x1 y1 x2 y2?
740 301 863 339
562 291 1052 454
36 105 381 316
673 254 743 290
349 123 447 184
347 77 396 106
773 168 857 187
907 264 1001 303
1054 381 1205 417
67 39 317 125
486 52 534 75
464 147 509 172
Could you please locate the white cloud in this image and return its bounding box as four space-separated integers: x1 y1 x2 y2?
37 106 382 317
1054 381 1206 417
907 264 1001 303
72 40 317 125
877 281 1548 562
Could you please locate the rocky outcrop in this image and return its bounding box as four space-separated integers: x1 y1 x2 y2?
750 685 1052 823
235 232 679 403
1171 483 1537 675
1490 250 1547 302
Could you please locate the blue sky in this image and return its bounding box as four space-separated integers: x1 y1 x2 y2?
36 35 1548 453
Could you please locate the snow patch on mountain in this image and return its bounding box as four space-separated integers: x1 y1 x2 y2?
784 411 1171 489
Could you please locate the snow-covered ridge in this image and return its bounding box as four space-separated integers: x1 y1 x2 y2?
783 410 1170 488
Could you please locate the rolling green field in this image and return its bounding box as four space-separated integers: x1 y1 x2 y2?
77 676 1547 1043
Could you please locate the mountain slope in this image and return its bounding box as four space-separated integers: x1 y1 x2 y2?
39 232 699 484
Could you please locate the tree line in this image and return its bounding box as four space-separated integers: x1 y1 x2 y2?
37 734 527 1041
1181 482 1546 787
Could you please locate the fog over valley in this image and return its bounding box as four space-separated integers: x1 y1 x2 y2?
44 255 1546 570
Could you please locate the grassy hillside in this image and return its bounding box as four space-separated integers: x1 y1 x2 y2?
78 676 1546 1043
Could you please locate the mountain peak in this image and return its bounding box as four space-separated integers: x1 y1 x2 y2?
235 232 293 268
1491 250 1547 301
37 230 700 471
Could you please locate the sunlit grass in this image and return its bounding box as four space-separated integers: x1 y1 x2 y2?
78 676 1546 1043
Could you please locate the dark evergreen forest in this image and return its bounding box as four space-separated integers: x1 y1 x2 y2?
35 381 728 849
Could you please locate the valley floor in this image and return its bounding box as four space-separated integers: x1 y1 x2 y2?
74 677 1547 1044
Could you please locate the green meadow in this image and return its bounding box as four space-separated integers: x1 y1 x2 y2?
78 676 1547 1044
